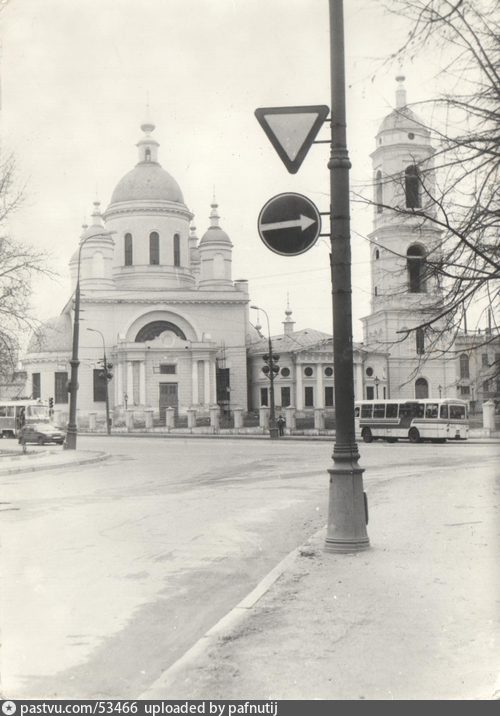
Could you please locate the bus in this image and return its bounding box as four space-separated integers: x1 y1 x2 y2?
355 399 469 443
0 400 52 438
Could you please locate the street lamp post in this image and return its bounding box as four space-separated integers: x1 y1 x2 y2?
375 377 380 399
87 327 111 435
65 236 92 450
325 0 369 552
251 305 279 440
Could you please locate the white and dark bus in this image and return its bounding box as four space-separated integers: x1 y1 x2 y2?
355 399 469 443
0 400 51 438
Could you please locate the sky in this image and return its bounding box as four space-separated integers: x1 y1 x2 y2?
0 0 448 339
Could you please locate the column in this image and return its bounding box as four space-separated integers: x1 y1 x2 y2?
355 361 364 401
127 362 133 404
211 360 217 404
295 364 303 410
316 364 324 408
204 360 211 406
192 360 199 405
116 361 123 405
139 361 146 405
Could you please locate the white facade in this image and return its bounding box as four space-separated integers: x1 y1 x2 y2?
361 76 454 400
22 120 250 422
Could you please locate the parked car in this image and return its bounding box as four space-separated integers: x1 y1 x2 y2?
19 422 65 445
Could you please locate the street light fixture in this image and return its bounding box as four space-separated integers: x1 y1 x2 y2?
87 327 111 435
65 235 93 450
374 376 380 399
250 305 279 439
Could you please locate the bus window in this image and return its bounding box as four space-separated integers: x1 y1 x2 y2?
373 404 385 418
415 403 425 418
0 406 7 417
386 403 398 418
450 404 466 420
425 404 438 419
361 404 373 418
440 404 448 419
399 404 413 419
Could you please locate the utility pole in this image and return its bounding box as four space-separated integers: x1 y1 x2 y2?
325 0 370 552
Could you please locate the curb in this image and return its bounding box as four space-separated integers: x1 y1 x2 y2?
0 450 110 476
138 536 319 699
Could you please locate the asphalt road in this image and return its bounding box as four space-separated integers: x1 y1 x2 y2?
1 436 497 699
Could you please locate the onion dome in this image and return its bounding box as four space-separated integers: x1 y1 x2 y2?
199 198 232 246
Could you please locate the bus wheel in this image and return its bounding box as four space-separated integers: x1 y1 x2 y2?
362 428 373 443
408 428 421 444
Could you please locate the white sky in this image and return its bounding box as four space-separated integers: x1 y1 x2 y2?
0 0 448 339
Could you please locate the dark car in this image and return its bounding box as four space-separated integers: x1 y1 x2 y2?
19 422 65 445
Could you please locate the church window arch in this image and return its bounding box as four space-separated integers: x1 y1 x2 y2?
375 249 380 260
407 244 427 293
459 353 470 379
415 377 428 398
149 231 159 265
375 170 383 213
135 320 187 342
124 233 133 266
145 148 151 161
173 234 181 266
405 164 421 208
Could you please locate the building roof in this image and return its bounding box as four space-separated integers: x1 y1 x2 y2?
109 161 184 205
26 313 73 354
247 328 332 355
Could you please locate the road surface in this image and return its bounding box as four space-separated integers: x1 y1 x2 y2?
1 436 497 698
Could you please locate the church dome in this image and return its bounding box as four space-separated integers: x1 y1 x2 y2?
377 75 430 138
108 119 185 206
27 313 72 354
110 162 184 204
199 199 232 246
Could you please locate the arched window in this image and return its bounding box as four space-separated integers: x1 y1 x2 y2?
407 244 427 293
173 234 180 266
459 354 470 379
145 148 151 161
405 165 420 208
415 377 428 399
416 328 425 355
150 231 159 265
375 249 380 260
375 170 383 213
124 233 133 266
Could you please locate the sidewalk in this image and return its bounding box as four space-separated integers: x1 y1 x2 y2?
140 452 499 701
0 445 108 475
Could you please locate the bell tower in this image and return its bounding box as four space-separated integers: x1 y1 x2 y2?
361 77 450 399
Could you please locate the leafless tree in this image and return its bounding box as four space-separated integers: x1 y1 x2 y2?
356 0 499 368
0 152 48 381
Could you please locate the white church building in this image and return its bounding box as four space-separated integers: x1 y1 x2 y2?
22 118 252 423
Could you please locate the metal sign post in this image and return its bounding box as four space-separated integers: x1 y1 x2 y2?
325 0 369 552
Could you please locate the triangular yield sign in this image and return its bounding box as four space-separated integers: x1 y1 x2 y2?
255 105 329 174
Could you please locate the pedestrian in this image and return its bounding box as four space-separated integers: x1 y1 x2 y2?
277 414 286 436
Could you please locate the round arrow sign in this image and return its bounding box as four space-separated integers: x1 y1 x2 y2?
257 192 321 256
